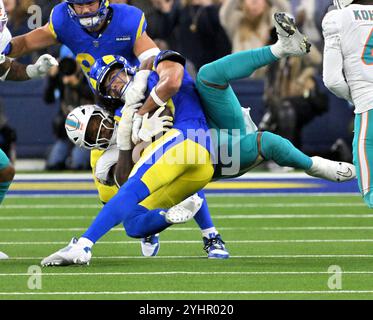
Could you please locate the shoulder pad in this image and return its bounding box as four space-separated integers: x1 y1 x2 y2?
322 10 342 39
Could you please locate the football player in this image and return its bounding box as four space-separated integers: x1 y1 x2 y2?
322 0 373 208
0 0 58 260
41 48 219 266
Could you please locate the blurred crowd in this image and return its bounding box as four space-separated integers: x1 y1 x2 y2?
2 0 352 171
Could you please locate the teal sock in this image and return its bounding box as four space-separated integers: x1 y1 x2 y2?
0 181 11 204
199 46 278 85
261 132 313 170
364 191 373 209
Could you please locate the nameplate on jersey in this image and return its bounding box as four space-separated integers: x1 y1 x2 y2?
116 36 131 42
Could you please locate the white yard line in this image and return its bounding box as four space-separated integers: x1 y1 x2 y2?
0 290 372 296
0 202 366 209
0 271 372 277
1 214 373 220
2 239 373 245
8 254 373 260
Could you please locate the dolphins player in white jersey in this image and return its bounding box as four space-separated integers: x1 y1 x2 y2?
323 0 373 208
0 0 58 260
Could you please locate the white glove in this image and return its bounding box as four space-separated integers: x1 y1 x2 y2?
26 54 59 79
131 113 143 145
122 70 151 105
117 103 142 151
138 107 173 142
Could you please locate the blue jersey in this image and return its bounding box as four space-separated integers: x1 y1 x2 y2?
49 3 147 76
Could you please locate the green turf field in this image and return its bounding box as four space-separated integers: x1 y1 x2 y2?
1 194 373 300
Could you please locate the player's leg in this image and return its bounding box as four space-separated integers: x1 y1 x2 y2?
353 111 373 208
193 191 229 259
0 149 15 260
41 130 215 266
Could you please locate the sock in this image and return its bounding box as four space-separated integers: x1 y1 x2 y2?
0 181 11 204
199 46 278 86
193 191 214 230
202 227 219 239
364 190 373 209
261 132 313 170
271 42 286 59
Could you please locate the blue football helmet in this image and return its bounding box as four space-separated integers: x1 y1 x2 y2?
89 55 137 102
66 0 109 29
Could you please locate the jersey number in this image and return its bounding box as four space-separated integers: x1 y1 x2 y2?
362 28 373 65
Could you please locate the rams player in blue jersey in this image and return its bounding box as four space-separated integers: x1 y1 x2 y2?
41 49 224 266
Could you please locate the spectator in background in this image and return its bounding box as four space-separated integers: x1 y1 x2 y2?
0 104 16 165
150 0 231 70
295 0 332 51
219 0 289 78
43 46 93 171
3 0 34 64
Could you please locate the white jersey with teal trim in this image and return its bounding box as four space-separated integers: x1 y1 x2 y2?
322 5 373 114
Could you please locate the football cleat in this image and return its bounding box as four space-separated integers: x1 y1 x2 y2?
273 12 311 57
0 251 9 260
141 234 160 257
164 194 204 224
203 234 229 259
306 156 356 182
41 237 92 267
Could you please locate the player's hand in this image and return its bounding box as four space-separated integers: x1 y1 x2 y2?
131 113 143 145
139 107 173 142
122 70 151 105
26 54 59 79
117 103 141 151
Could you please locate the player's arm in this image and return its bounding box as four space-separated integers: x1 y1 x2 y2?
137 52 185 116
113 150 134 186
0 54 58 81
5 24 58 58
322 11 352 103
134 31 160 64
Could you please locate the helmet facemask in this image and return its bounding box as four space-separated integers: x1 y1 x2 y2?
85 110 117 150
67 0 109 30
102 66 136 104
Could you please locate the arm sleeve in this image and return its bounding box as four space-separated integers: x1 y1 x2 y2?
322 11 352 102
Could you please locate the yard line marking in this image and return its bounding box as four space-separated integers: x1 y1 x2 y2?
0 227 243 232
262 227 373 231
2 214 373 220
3 239 373 245
0 202 366 209
0 290 373 296
8 254 373 260
1 271 373 277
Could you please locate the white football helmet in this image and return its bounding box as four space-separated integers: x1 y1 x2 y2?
333 0 354 9
65 105 117 150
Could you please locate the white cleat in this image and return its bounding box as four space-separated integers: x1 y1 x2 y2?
164 194 204 224
306 156 356 182
0 251 9 260
273 12 311 57
141 234 160 257
41 238 92 267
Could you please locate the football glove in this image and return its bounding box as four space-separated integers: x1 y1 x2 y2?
138 107 173 142
26 54 59 79
117 103 142 151
121 70 151 105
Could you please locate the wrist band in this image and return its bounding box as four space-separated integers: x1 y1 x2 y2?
150 87 167 107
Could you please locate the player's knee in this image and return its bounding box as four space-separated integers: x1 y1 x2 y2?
124 221 143 239
0 165 15 183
